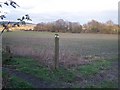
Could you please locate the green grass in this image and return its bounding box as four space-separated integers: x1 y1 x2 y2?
8 76 33 88
85 79 118 88
2 71 33 88
10 57 116 83
77 59 112 76
98 80 118 88
10 57 76 82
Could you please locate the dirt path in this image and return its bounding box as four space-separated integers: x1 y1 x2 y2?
2 67 64 88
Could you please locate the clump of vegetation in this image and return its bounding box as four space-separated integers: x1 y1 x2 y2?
2 46 12 65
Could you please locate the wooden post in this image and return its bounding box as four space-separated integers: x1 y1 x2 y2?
54 34 59 70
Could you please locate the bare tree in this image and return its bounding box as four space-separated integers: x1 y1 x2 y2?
0 0 32 36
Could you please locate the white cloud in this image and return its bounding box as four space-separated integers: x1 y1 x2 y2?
0 0 119 24
14 0 119 14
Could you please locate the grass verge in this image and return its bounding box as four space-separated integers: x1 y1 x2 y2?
9 57 76 82
4 56 118 88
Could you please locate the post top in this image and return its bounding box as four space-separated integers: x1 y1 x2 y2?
55 34 59 36
55 34 59 38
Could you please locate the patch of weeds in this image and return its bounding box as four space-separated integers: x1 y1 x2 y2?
77 59 112 77
85 85 98 88
2 71 10 88
98 80 118 88
2 71 33 88
8 76 33 88
10 57 52 81
51 68 76 82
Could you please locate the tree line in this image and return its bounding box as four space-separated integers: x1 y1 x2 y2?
34 19 119 34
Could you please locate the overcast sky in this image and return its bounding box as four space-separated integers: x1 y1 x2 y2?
0 0 119 24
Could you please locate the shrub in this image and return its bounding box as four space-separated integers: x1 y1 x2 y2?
2 46 12 65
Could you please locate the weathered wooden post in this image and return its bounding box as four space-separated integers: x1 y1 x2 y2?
54 34 59 70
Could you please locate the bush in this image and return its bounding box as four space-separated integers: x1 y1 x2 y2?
2 46 12 65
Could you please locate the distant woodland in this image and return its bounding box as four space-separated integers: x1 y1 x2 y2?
34 19 119 34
